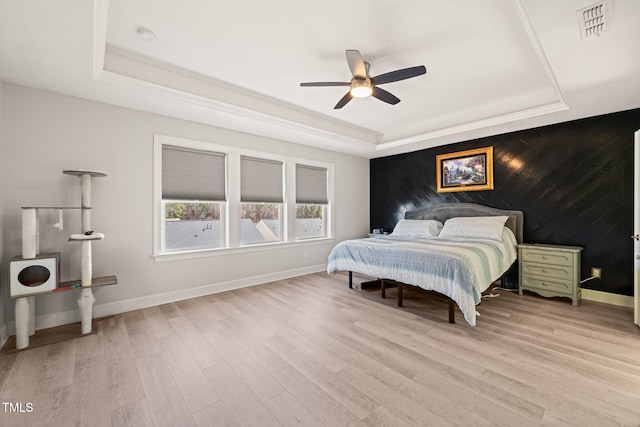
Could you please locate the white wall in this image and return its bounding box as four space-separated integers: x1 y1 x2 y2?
1 84 370 331
0 82 6 344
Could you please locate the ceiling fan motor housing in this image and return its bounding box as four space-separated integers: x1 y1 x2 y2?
299 49 426 109
350 78 373 98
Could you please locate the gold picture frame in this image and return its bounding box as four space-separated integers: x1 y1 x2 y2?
436 146 494 193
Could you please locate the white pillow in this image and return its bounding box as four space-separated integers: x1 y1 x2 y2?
438 216 509 241
391 219 443 238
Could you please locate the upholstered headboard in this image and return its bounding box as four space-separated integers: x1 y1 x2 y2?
405 203 524 243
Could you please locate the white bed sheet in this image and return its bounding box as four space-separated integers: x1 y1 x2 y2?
327 228 518 325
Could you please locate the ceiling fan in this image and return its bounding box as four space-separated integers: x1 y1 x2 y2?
300 49 427 109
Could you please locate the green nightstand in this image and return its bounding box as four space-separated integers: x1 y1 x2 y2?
518 243 583 306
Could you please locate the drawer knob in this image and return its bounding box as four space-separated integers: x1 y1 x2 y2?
542 255 549 260
542 282 549 286
542 269 548 273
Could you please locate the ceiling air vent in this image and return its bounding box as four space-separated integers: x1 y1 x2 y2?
577 1 609 39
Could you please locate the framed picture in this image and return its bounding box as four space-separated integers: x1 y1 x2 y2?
436 146 494 193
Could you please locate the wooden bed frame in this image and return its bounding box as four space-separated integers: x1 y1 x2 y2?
349 202 524 323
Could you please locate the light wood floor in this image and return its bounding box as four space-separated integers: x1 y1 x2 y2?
1 271 640 427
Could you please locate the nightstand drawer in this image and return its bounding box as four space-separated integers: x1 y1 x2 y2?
521 275 572 294
521 261 574 280
520 248 575 267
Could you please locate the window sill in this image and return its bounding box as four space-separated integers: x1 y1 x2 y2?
153 237 335 262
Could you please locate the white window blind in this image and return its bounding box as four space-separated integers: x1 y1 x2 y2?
296 164 328 204
241 156 284 203
162 145 226 201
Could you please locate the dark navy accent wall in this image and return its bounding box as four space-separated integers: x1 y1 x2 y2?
371 108 640 296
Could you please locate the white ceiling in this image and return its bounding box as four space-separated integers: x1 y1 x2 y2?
1 0 639 158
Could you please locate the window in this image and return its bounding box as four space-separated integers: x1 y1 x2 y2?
154 134 334 259
240 156 284 245
160 145 226 252
164 201 223 251
295 164 328 240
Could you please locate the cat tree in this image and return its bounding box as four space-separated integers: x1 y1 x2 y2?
12 169 117 349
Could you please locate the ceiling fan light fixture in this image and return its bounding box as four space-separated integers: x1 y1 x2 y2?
350 78 372 98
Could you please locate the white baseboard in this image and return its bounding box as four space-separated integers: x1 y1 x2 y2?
7 264 327 335
0 324 8 349
581 288 634 308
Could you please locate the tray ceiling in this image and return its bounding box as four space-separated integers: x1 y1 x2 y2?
1 0 639 158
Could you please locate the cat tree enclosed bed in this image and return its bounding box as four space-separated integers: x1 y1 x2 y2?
8 169 117 350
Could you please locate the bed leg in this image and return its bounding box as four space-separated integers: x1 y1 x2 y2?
381 279 386 298
397 283 403 307
348 271 353 289
448 298 455 324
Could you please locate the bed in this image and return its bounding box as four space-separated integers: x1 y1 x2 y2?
327 203 524 326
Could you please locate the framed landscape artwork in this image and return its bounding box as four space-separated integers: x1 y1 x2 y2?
436 146 494 193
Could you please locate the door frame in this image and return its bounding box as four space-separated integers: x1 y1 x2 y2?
634 129 639 326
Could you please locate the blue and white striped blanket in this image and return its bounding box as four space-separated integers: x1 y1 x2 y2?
327 229 518 325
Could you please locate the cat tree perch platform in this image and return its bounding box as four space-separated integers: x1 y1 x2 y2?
10 169 117 350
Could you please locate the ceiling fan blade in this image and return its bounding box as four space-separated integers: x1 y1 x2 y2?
371 86 401 105
371 65 426 85
300 82 350 87
334 92 353 109
346 49 367 79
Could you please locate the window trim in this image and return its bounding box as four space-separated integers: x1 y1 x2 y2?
153 134 334 261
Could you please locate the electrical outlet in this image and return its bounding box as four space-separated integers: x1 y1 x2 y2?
591 267 601 279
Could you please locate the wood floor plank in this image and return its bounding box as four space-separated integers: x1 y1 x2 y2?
214 316 289 372
156 334 221 413
0 351 18 392
122 310 160 357
338 334 544 425
26 354 109 427
204 323 285 402
158 302 184 320
339 363 471 426
485 323 640 396
105 351 146 412
110 398 154 427
168 314 224 369
363 406 414 427
0 345 49 403
271 365 366 427
478 368 640 427
202 361 282 427
265 334 378 420
478 304 640 367
317 320 427 378
65 354 111 427
423 320 614 401
141 305 176 340
38 339 78 390
606 388 640 414
1 271 639 426
135 351 196 426
174 297 224 334
191 400 240 427
75 328 105 361
264 390 324 427
29 382 78 427
351 318 485 378
264 318 350 374
99 315 130 356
